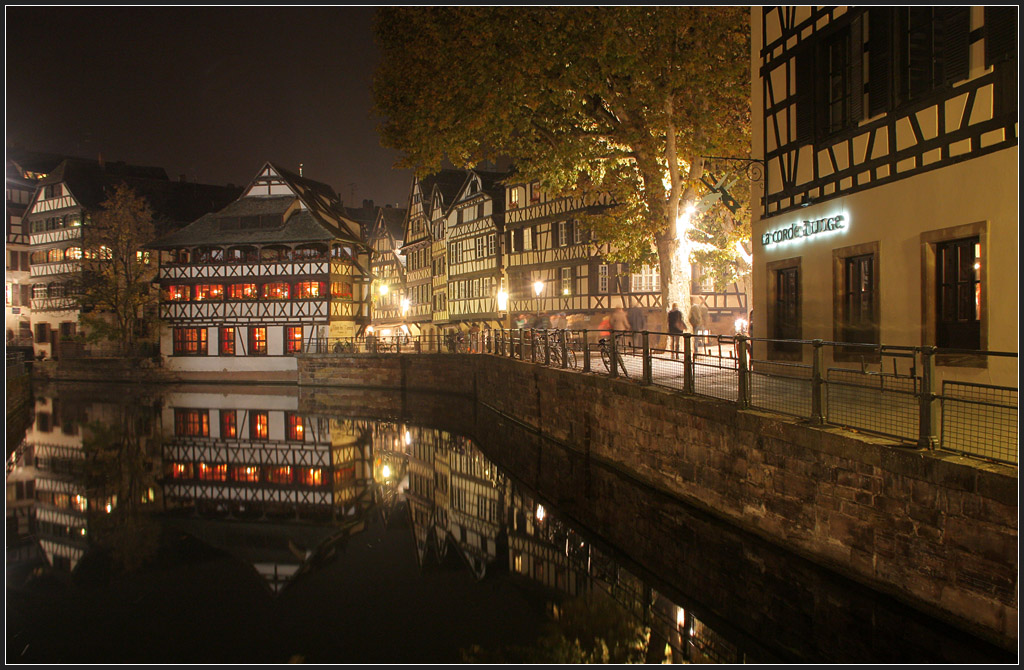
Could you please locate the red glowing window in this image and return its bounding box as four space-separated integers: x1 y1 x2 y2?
262 282 290 299
221 410 237 438
174 409 209 436
231 465 260 483
298 468 323 486
168 462 193 479
173 328 207 356
294 281 325 299
250 411 269 440
197 463 227 481
193 284 224 301
264 465 292 484
220 327 236 356
286 412 304 440
285 326 303 353
165 285 189 301
249 327 267 355
228 283 257 300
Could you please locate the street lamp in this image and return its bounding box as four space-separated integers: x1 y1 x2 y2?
533 280 544 324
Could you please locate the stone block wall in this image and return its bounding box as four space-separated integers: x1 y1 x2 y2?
296 352 1018 648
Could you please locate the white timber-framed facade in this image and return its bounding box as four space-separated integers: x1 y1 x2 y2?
148 163 372 375
751 7 1018 386
368 204 409 334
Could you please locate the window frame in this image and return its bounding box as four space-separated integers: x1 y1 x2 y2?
832 242 881 361
766 257 803 361
248 326 268 356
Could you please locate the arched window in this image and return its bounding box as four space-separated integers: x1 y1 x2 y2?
196 247 224 264
65 247 83 261
47 248 63 263
30 251 48 265
292 244 327 261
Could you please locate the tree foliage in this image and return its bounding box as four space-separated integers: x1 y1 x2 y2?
373 7 751 313
75 183 158 354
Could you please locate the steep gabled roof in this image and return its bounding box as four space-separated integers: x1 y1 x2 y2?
148 162 367 250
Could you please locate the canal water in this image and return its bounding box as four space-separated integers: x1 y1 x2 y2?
6 382 1014 664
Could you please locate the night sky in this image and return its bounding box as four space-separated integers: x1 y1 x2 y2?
5 6 413 207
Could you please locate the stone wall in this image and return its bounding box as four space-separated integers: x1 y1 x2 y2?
297 353 1018 648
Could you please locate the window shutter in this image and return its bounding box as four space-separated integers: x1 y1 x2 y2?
849 13 865 123
984 6 1018 67
907 8 934 99
939 7 971 85
794 46 816 143
868 8 893 116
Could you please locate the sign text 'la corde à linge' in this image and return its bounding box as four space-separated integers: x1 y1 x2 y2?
761 214 846 246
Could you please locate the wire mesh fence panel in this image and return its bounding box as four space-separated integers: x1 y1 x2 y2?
692 353 740 401
749 359 813 418
940 381 1018 464
650 350 688 391
826 368 919 441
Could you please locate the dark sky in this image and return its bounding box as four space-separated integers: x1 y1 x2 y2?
5 6 413 207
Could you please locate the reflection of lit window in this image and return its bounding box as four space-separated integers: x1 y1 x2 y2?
169 463 193 479
174 409 209 436
66 247 83 260
249 327 267 355
220 327 235 355
194 284 224 301
264 465 292 484
294 281 324 299
286 412 304 440
228 283 257 300
250 410 269 440
232 465 259 483
285 326 303 353
221 410 237 438
262 282 290 299
298 468 322 486
73 494 88 512
198 463 227 481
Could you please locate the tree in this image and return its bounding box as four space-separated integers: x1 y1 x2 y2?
373 7 751 325
75 183 158 355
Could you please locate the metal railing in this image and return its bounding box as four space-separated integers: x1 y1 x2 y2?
304 329 1018 465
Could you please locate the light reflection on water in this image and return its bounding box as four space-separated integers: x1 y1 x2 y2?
7 383 731 664
6 383 1014 664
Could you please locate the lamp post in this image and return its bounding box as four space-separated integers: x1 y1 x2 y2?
533 279 544 318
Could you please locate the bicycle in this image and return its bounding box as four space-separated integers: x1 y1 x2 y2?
445 332 468 354
546 331 578 369
598 337 629 377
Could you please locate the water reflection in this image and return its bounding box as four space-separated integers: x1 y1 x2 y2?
6 383 1014 664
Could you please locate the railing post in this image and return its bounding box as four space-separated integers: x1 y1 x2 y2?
737 334 749 408
582 329 591 373
811 339 824 424
918 346 938 450
414 338 421 354
543 329 551 366
683 333 694 393
609 332 619 378
642 331 652 385
528 329 535 363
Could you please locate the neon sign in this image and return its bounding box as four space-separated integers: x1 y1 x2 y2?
761 214 846 246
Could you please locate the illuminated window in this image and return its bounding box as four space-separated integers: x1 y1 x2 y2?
294 281 325 299
136 250 151 265
936 237 981 350
47 248 63 263
174 409 209 437
250 410 269 440
194 284 224 301
165 285 189 301
221 410 237 438
262 282 290 299
264 465 292 484
298 468 323 486
173 327 207 355
286 412 304 441
66 247 83 260
598 265 609 293
561 267 572 295
285 326 303 354
630 265 661 293
249 327 267 355
331 280 353 300
197 463 227 481
232 465 260 483
220 327 235 355
227 283 257 300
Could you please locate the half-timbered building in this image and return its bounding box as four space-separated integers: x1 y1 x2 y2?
401 170 465 338
368 204 409 334
444 168 510 331
751 7 1017 385
21 158 239 360
148 162 372 375
502 180 664 328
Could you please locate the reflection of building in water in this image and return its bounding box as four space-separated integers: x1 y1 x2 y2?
399 425 506 578
6 392 159 572
159 390 378 591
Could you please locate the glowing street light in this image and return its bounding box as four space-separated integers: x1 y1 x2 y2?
497 288 508 312
379 283 390 296
533 280 544 297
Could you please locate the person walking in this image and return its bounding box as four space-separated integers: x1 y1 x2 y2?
668 302 685 359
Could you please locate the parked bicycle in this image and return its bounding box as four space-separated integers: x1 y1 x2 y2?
446 332 468 354
598 337 629 377
546 331 578 369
